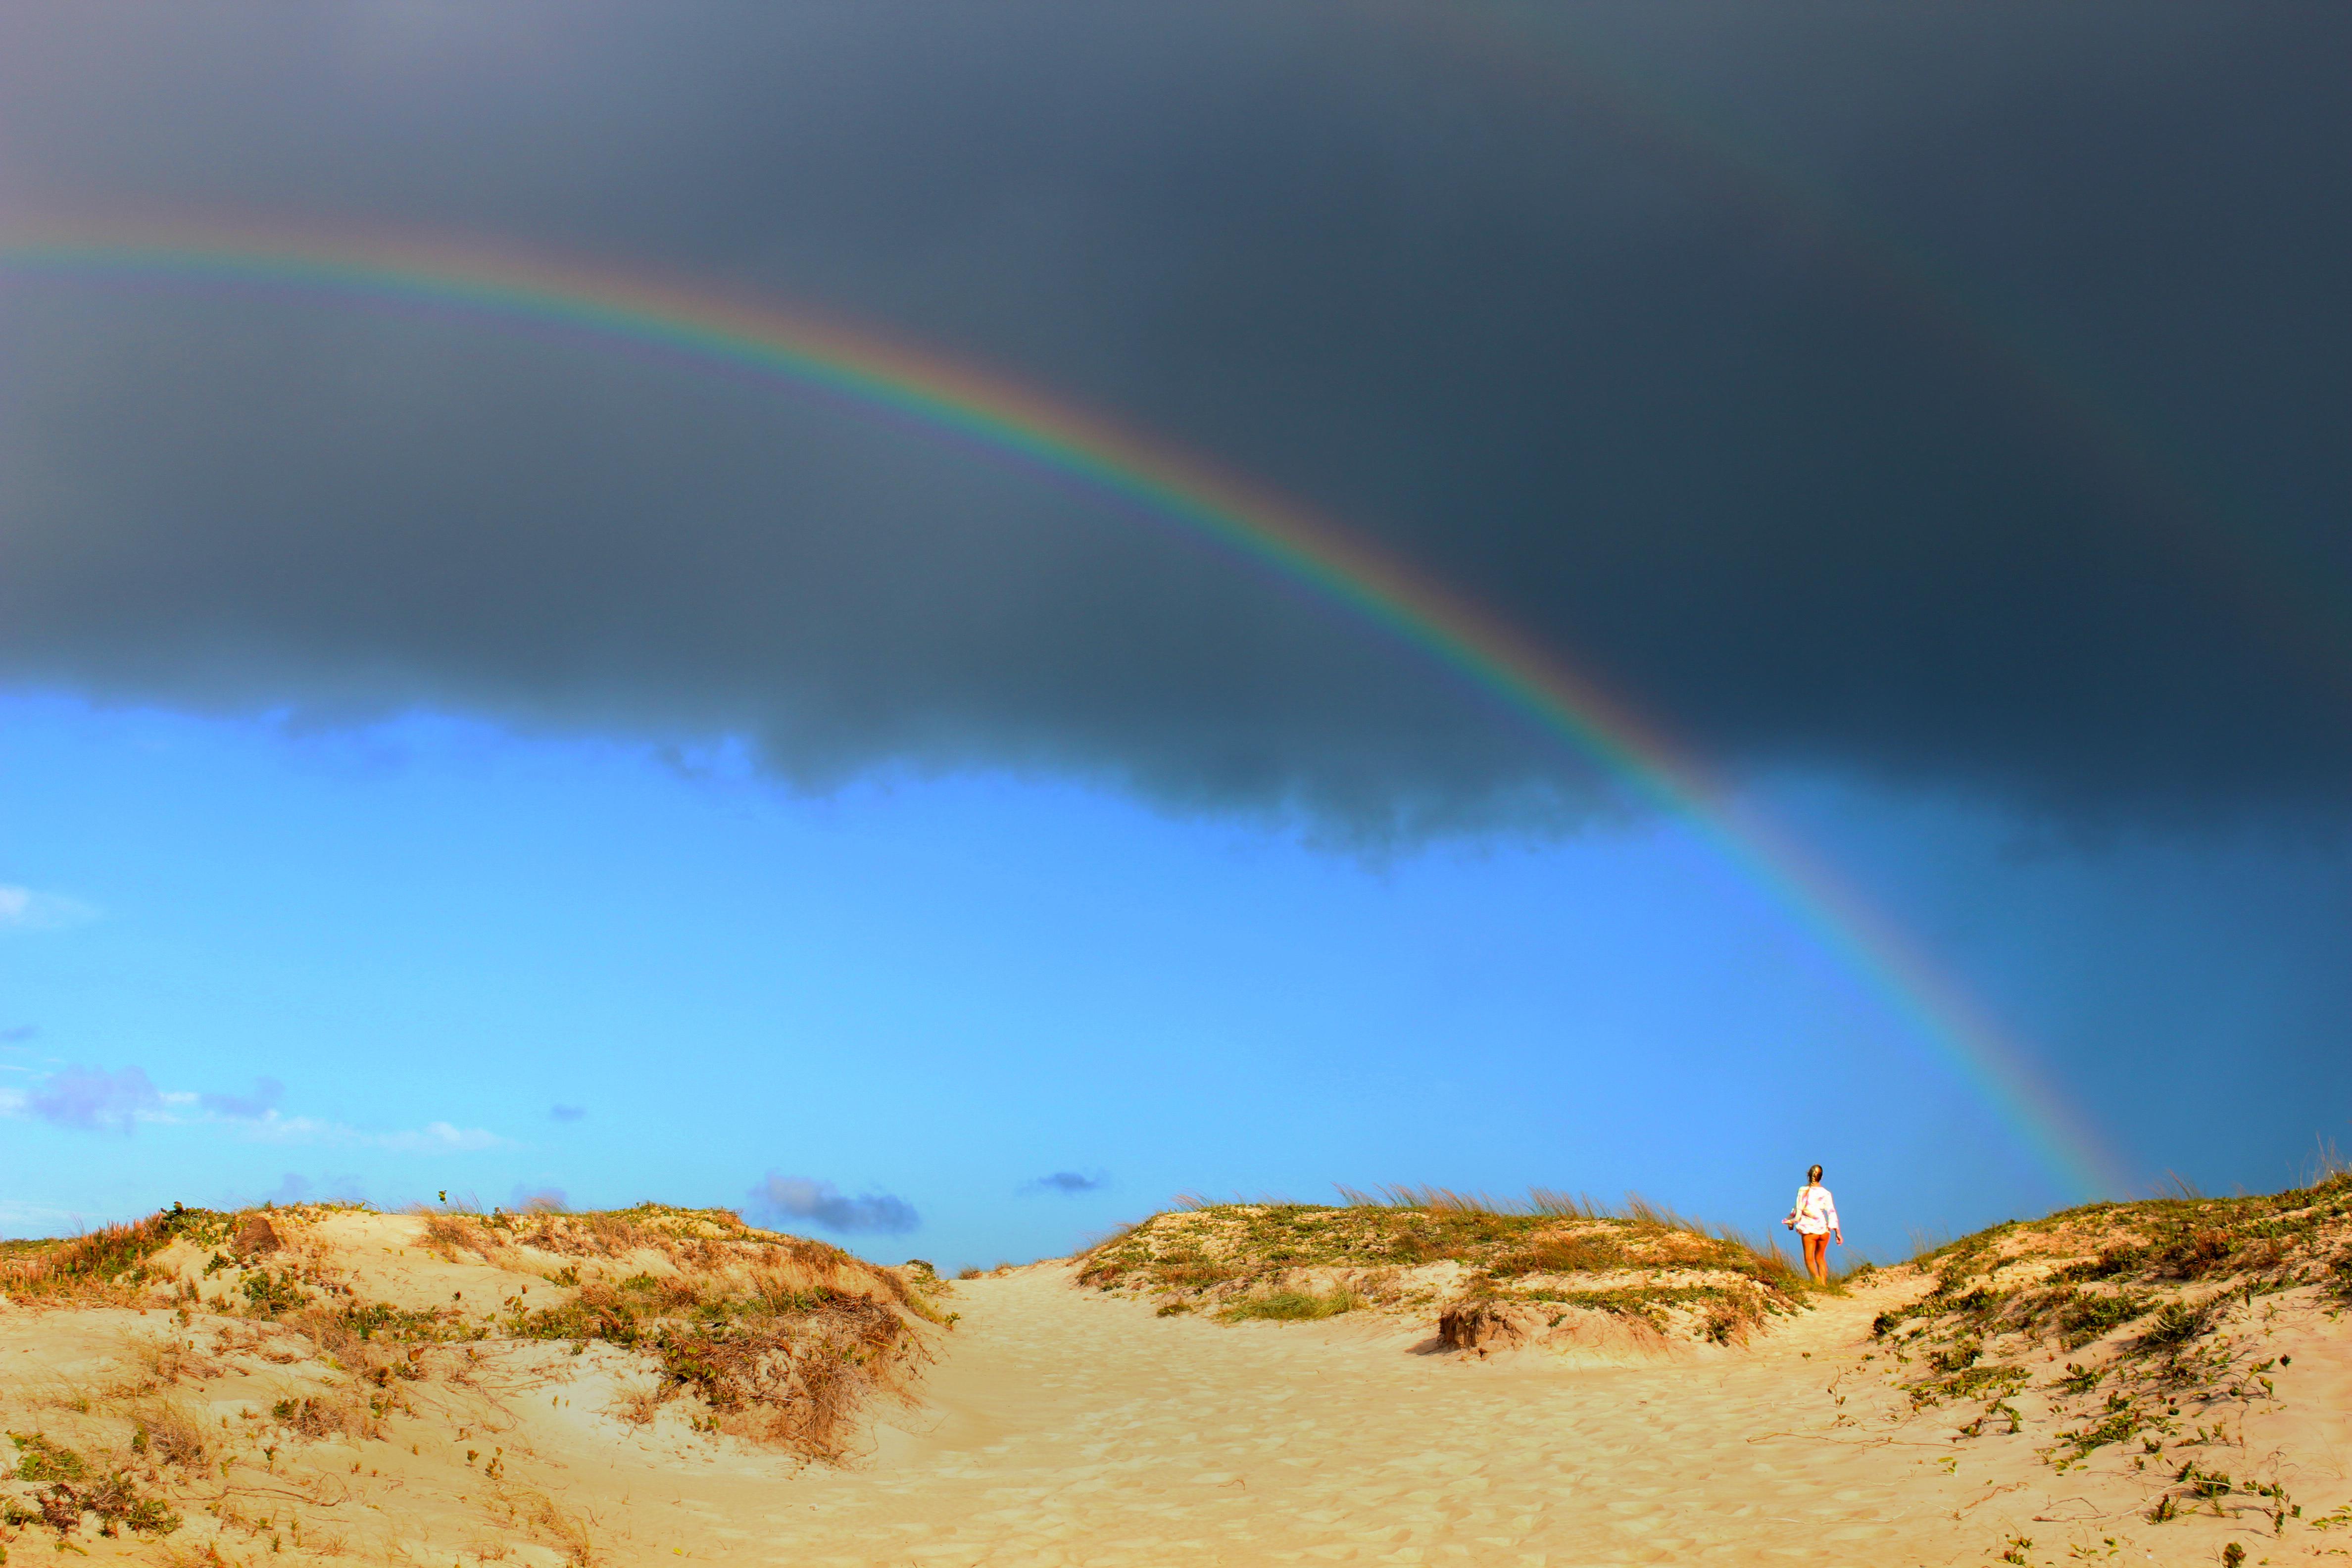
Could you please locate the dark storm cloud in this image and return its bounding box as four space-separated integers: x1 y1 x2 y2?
0 2 2347 833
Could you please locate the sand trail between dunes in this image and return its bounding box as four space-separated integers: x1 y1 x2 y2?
790 1265 1869 1566
694 1264 2325 1567
7 1247 2347 1567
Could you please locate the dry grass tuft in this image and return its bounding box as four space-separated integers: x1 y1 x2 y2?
458 1212 945 1461
128 1400 212 1469
269 1390 379 1441
417 1209 494 1262
642 1293 929 1459
0 1213 179 1301
501 1485 599 1566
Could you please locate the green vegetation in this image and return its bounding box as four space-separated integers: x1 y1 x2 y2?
1080 1187 1815 1343
0 1203 291 1302
0 1212 189 1299
1910 1360 2031 1410
1513 1282 1768 1341
1877 1172 2352 1354
10 1433 88 1483
1220 1288 1362 1322
239 1269 313 1317
1863 1169 2352 1515
336 1301 445 1341
0 1199 944 1472
5 1436 179 1538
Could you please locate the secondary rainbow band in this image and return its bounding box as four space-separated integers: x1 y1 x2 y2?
0 233 2126 1199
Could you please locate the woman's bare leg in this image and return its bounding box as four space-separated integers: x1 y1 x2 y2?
1803 1232 1828 1285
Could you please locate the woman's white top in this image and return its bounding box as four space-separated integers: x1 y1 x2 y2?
1789 1184 1839 1235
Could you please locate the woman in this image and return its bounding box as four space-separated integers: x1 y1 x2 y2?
1784 1164 1842 1285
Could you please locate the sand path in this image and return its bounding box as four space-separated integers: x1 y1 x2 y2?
711 1265 2081 1566
10 1258 2337 1565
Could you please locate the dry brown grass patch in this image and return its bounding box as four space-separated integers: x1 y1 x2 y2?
417 1210 495 1262
644 1293 931 1462
129 1400 212 1469
504 1485 599 1566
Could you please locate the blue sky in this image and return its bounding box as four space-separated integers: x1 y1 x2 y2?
6 693 2345 1268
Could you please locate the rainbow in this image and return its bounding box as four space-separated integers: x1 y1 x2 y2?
0 229 2127 1199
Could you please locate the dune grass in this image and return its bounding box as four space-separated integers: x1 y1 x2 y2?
1082 1185 1818 1342
0 1200 945 1467
1869 1169 2352 1523
1339 1184 1821 1284
1219 1287 1364 1323
0 1205 244 1302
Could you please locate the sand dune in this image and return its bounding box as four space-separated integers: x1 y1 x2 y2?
1 1199 2348 1566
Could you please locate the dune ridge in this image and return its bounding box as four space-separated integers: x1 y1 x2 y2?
0 1178 2346 1565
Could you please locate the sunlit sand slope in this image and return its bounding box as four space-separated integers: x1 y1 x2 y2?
1 1187 2349 1566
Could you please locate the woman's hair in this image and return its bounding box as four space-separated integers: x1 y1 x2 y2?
1807 1164 1824 1185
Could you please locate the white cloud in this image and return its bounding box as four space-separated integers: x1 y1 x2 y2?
0 886 98 931
229 1110 504 1153
378 1121 503 1154
25 1064 165 1132
0 1069 502 1153
230 1112 341 1144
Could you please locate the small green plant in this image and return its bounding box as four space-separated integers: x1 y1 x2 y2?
2141 1299 2217 1350
1913 1361 2029 1411
2059 1291 2153 1346
2057 1393 2152 1459
2054 1362 2104 1396
82 1472 180 1536
239 1269 312 1317
1219 1288 1361 1323
10 1433 88 1483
